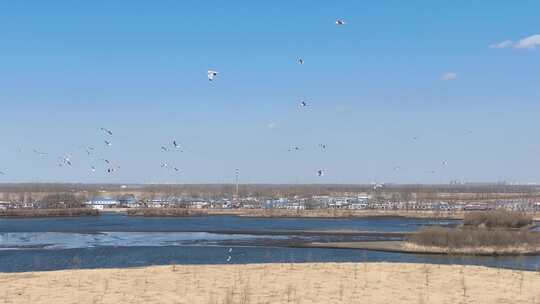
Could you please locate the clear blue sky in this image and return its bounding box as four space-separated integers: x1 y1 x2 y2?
0 1 539 184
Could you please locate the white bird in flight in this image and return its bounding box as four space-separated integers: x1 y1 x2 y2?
104 140 112 147
100 127 113 136
373 183 384 190
172 140 183 152
83 146 95 155
59 155 72 166
300 101 309 108
208 70 218 81
317 170 324 177
335 19 346 25
33 149 48 157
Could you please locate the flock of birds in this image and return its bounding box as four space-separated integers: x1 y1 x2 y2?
5 125 185 176
206 20 350 179
0 18 456 183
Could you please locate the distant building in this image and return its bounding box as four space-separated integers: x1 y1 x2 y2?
264 198 305 210
118 194 139 208
191 201 209 209
84 197 120 210
0 201 11 210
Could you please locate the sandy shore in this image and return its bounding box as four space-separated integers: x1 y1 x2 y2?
1 263 539 304
306 241 540 256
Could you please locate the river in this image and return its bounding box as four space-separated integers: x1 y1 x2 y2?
0 213 538 272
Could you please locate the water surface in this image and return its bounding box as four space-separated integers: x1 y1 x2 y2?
1 214 539 272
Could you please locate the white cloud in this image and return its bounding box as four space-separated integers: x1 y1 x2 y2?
489 40 513 49
489 34 540 50
514 34 540 49
441 72 458 81
267 122 277 129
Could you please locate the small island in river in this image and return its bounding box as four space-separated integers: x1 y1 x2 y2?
306 211 540 256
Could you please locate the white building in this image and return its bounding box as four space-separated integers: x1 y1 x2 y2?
0 201 11 210
84 197 120 210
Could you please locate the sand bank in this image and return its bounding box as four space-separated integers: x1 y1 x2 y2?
1 263 539 304
306 241 540 256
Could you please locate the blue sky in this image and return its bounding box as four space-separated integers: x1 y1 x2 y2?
0 1 539 184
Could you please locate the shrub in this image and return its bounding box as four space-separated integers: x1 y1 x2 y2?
464 210 533 229
0 208 98 217
126 208 206 217
408 226 540 249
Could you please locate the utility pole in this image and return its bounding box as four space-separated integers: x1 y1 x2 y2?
234 168 239 206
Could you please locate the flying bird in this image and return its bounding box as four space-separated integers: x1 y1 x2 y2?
226 256 232 262
100 127 113 136
317 170 324 177
59 155 72 166
161 146 169 152
373 183 384 190
32 149 48 157
82 146 95 155
442 161 448 166
104 140 112 147
297 58 304 65
100 158 111 164
160 163 169 168
173 167 180 172
208 70 218 81
91 166 96 172
318 144 327 150
288 146 300 152
228 248 233 253
57 160 70 167
300 101 309 108
335 19 346 25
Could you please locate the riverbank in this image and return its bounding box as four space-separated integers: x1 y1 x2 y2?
1 263 538 304
123 208 470 219
0 208 99 217
306 241 540 256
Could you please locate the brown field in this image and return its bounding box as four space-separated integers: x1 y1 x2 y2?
124 208 470 219
0 208 99 217
1 263 540 304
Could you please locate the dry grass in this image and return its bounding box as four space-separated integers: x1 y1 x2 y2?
1 263 540 304
464 211 533 229
126 208 208 217
0 208 98 217
408 227 540 252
